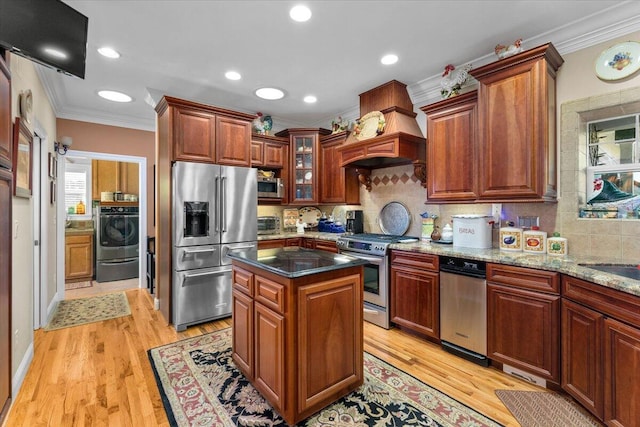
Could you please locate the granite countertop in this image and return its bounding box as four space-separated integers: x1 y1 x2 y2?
228 246 368 279
257 232 640 297
65 220 95 236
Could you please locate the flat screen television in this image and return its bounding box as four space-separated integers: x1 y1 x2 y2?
0 0 88 79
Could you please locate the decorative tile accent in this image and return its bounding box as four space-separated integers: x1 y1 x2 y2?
371 172 420 187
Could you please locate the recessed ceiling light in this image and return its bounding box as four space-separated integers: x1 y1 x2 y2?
290 5 311 22
98 90 133 103
97 47 120 59
255 87 284 100
303 95 317 103
43 47 67 59
225 71 242 80
381 54 398 65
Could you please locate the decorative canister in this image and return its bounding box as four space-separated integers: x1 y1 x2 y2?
421 218 434 241
499 222 523 252
547 232 568 256
441 223 453 243
523 226 547 254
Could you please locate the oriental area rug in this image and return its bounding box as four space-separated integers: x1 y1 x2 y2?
45 292 131 331
148 328 502 427
495 390 603 427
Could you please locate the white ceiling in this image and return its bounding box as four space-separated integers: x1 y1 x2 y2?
35 1 640 133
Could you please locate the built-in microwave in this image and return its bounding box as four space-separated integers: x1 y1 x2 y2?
257 177 284 199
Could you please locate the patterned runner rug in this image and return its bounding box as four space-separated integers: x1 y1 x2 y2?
45 292 131 331
149 328 502 426
495 390 603 427
64 280 93 290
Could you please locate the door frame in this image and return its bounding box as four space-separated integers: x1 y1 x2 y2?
56 150 147 301
32 119 48 329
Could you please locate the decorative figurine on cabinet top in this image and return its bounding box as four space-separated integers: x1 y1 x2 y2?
252 112 273 135
495 38 523 59
440 63 472 99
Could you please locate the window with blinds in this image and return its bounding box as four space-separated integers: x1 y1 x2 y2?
64 161 92 218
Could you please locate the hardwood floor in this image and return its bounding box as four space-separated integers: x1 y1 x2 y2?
4 289 543 426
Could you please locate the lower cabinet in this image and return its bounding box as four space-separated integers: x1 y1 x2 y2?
64 233 94 283
390 251 439 339
562 275 640 426
231 263 363 425
486 264 560 384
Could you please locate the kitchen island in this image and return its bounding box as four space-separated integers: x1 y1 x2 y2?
228 247 367 425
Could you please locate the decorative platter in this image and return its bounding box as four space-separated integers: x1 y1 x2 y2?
594 41 640 81
299 206 322 228
378 201 411 236
354 111 385 141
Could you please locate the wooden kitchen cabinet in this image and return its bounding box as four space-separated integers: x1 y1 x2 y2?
469 43 563 202
231 261 363 425
421 91 478 202
0 53 11 169
0 167 11 424
390 251 440 339
160 96 254 165
562 274 640 425
313 239 338 253
65 233 94 282
319 131 360 204
562 298 604 419
251 133 288 169
487 263 560 384
276 128 331 205
215 115 252 166
258 239 286 250
92 160 139 201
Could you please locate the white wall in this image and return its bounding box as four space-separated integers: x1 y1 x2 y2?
9 54 58 392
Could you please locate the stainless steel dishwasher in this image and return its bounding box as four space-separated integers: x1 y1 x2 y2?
439 256 488 366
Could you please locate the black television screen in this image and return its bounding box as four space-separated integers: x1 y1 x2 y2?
0 0 88 79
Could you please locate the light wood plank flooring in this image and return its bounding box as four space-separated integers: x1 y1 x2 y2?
4 289 544 426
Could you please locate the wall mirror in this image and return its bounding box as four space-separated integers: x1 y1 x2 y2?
13 117 32 198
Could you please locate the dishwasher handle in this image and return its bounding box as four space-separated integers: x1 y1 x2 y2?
440 265 486 279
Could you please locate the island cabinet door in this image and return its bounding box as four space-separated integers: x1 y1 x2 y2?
254 302 285 411
296 274 363 415
232 289 254 379
603 317 640 427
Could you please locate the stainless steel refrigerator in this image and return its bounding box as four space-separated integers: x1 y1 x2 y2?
172 161 257 331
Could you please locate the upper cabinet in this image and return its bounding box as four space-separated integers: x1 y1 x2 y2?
421 91 478 202
157 96 254 166
92 160 139 200
320 131 360 205
0 53 11 170
470 43 563 202
276 128 329 205
251 133 288 169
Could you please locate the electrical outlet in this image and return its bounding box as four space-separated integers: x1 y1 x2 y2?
517 216 540 230
491 204 502 228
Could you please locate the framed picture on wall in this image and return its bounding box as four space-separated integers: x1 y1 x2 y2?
12 117 33 198
48 152 57 179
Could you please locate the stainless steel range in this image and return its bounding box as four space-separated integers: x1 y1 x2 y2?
336 233 418 329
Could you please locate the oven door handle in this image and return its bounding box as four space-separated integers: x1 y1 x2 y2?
340 251 383 264
363 307 379 314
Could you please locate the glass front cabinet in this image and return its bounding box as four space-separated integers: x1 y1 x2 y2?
277 128 330 205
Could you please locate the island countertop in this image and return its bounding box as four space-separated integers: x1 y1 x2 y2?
228 246 368 278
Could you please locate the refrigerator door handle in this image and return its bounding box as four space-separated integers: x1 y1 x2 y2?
214 176 221 232
221 176 227 232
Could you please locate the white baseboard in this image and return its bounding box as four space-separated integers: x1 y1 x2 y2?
12 341 33 400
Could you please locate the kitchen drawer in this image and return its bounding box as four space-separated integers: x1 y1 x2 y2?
233 266 254 296
487 263 559 294
314 240 337 253
390 250 439 272
256 276 285 313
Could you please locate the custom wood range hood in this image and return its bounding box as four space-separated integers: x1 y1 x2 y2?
336 80 426 190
